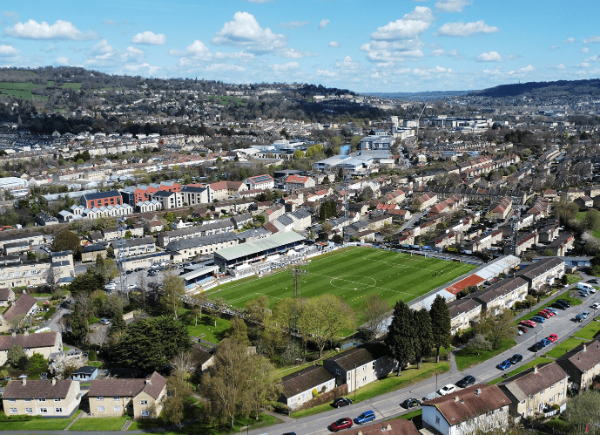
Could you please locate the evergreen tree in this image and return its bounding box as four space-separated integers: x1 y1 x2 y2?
413 309 434 369
384 301 416 376
430 295 451 363
70 303 88 345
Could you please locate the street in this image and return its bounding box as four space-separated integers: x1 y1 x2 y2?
250 284 600 435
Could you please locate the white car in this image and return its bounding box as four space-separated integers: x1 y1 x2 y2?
127 284 137 290
592 303 600 310
438 384 457 396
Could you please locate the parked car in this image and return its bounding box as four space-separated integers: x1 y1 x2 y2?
592 303 600 310
332 398 352 408
531 342 544 352
537 311 551 319
354 411 376 425
126 284 137 290
520 320 536 328
518 326 528 333
575 313 586 322
507 354 522 364
552 303 568 310
530 316 546 324
547 334 558 342
330 418 353 432
540 338 552 347
545 307 559 315
540 309 554 317
456 375 476 388
438 384 457 396
557 300 571 308
400 398 421 409
498 360 512 370
582 311 590 319
99 318 111 325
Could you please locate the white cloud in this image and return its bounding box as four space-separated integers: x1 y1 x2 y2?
55 56 69 65
412 65 453 76
211 12 287 54
584 36 600 44
5 19 98 40
436 20 499 37
585 55 600 62
556 63 567 70
361 40 425 62
281 21 309 29
578 62 591 68
131 31 166 45
508 64 535 75
550 45 558 50
203 63 246 72
316 69 336 77
272 62 299 72
319 19 330 29
476 51 502 62
0 45 19 56
169 39 254 62
430 48 462 58
335 55 362 71
582 47 590 53
85 39 144 67
435 0 472 12
563 37 575 43
124 62 161 75
329 41 340 48
278 48 317 58
3 11 19 22
431 49 444 56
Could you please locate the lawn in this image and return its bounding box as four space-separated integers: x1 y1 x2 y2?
128 413 282 434
455 338 517 371
184 313 232 344
207 248 477 316
0 410 80 431
565 273 582 284
574 321 600 340
545 338 588 358
576 212 600 238
69 416 130 431
488 357 553 384
290 362 450 419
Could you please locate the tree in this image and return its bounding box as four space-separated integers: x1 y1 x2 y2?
69 270 104 296
255 214 265 225
465 334 492 355
51 230 81 255
227 317 250 346
7 344 27 368
159 270 185 319
246 355 281 421
28 353 49 373
474 309 517 350
69 303 88 345
360 294 389 339
7 314 26 332
92 256 118 282
385 301 416 376
299 295 355 358
413 309 434 369
583 209 600 232
430 295 451 363
564 391 600 434
113 316 191 373
245 295 270 325
208 297 227 328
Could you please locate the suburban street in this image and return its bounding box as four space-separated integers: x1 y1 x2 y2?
249 283 600 435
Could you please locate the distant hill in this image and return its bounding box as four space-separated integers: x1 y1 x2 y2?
366 90 469 101
471 78 600 98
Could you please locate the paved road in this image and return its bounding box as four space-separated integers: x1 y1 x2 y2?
248 283 600 435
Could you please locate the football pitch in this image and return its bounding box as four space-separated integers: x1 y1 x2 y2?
207 247 477 312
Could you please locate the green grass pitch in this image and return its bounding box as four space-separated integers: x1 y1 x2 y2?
207 247 477 312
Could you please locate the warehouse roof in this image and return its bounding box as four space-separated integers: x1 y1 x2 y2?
215 232 305 261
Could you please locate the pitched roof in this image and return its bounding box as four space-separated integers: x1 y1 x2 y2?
281 365 334 398
3 293 38 320
0 287 13 301
3 380 74 399
82 190 121 201
0 332 59 351
423 384 510 426
556 339 600 373
516 257 564 280
500 362 567 399
88 372 166 400
325 342 388 371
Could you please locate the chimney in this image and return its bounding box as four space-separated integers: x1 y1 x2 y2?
534 365 538 374
386 424 392 431
22 379 26 386
454 396 460 402
476 388 481 396
11 332 16 338
24 331 29 336
52 379 56 386
145 378 152 385
584 344 587 352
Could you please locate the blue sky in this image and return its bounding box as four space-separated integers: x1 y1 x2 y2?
0 0 598 92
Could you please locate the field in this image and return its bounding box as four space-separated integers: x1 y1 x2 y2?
0 81 81 100
207 248 477 314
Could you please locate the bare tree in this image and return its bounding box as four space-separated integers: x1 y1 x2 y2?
360 294 390 339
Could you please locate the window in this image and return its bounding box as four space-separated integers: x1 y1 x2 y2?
38 398 46 402
97 397 104 401
25 408 32 414
140 400 148 406
55 408 63 413
40 408 48 414
114 406 122 412
362 376 367 382
141 410 150 417
113 396 120 401
24 398 31 403
97 406 105 412
521 400 526 404
54 398 61 402
8 398 15 403
435 416 440 424
490 423 495 430
540 389 545 395
550 384 555 389
347 373 351 380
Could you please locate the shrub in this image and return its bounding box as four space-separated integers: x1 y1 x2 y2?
312 388 318 398
88 351 97 362
44 307 56 320
301 384 349 410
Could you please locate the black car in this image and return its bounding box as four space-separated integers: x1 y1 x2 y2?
125 270 133 275
456 375 476 388
332 398 352 408
552 303 567 310
557 299 571 308
531 342 544 352
400 398 421 409
508 354 523 364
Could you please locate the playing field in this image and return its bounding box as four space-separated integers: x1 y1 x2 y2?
207 247 477 312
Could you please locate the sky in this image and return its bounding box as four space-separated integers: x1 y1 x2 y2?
0 0 599 93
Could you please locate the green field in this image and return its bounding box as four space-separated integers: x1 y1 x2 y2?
208 248 477 313
0 81 81 100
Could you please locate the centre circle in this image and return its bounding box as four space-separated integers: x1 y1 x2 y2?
330 276 377 290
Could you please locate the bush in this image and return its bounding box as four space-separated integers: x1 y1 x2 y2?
312 388 318 398
44 307 56 320
438 347 449 361
89 316 100 324
88 351 97 362
0 412 36 422
301 384 349 410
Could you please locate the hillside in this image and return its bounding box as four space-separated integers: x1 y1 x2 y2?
471 78 600 98
367 90 469 101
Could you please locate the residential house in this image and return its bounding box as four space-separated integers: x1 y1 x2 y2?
149 190 181 210
515 257 565 291
230 213 253 230
0 287 15 306
179 185 211 207
244 174 275 190
278 365 336 410
2 379 81 417
562 187 585 202
35 211 59 226
466 277 529 316
0 261 50 289
81 190 122 209
447 298 482 335
284 175 316 190
192 344 215 373
1 293 38 329
81 244 108 263
50 251 75 284
323 342 395 393
556 339 600 392
87 372 167 419
413 193 437 211
422 384 511 435
111 237 156 257
490 197 513 220
72 366 99 382
210 181 247 200
575 195 594 209
0 332 62 365
499 362 568 419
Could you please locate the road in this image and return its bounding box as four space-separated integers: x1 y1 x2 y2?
249 284 600 435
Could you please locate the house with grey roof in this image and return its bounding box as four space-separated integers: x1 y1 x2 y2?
556 338 600 392
166 232 238 262
278 365 335 410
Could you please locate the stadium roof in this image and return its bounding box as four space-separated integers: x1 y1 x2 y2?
181 265 219 281
215 232 305 261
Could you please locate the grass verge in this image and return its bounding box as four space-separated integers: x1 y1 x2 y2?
69 416 130 431
128 413 282 434
0 410 80 431
488 357 553 384
574 321 600 340
290 362 450 419
544 338 588 358
455 339 517 371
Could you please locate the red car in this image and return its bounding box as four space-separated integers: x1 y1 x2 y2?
537 311 551 319
540 309 554 317
547 334 558 342
331 417 353 432
521 320 536 328
518 325 528 333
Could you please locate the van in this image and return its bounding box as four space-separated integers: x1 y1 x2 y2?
355 411 376 425
578 282 595 293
